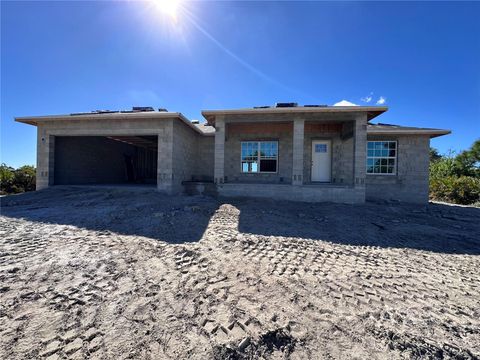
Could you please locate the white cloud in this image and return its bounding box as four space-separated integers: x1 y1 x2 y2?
361 92 373 103
376 96 386 105
333 100 358 106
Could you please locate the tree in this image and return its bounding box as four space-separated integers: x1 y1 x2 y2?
454 139 480 178
0 163 15 194
429 140 480 205
429 147 442 162
0 164 36 194
14 165 36 192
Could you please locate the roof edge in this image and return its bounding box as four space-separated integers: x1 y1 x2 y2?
367 127 451 138
15 111 212 136
202 106 388 123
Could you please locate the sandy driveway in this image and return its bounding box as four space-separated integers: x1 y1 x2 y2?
1 187 479 359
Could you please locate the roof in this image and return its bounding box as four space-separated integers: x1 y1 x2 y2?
367 123 451 138
194 122 215 135
15 111 214 136
202 106 388 124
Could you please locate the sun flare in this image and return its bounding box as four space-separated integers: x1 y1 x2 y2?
152 0 181 22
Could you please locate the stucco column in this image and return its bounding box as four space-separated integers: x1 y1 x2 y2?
157 120 174 194
36 127 54 190
292 118 305 185
214 116 225 184
353 114 367 196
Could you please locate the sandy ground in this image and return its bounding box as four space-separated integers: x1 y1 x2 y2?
0 187 479 360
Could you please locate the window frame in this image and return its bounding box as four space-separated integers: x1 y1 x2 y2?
240 141 279 174
366 140 397 176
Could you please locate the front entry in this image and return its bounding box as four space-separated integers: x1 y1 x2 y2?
311 140 332 182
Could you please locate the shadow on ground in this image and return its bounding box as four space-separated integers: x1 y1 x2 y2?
1 186 479 254
0 186 217 244
231 197 480 255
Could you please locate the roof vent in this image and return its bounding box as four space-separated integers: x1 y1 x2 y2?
275 102 298 108
158 108 168 112
191 119 200 124
304 104 328 108
132 106 154 112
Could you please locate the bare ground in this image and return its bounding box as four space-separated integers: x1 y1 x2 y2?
0 186 479 360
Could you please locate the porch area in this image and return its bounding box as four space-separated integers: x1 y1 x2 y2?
207 109 370 204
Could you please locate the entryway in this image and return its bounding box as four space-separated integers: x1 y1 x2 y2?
311 140 331 182
54 136 158 185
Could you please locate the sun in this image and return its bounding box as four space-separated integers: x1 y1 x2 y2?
152 0 181 22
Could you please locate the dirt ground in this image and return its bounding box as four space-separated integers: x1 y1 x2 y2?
1 187 479 360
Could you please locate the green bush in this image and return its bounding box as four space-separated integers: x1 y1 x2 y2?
429 140 480 205
429 154 457 180
430 176 480 205
0 163 36 195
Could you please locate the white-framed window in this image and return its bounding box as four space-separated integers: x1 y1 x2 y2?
366 141 397 175
241 141 278 173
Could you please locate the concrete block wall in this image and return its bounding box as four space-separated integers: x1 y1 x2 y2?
157 120 174 193
195 136 214 181
33 117 171 191
292 119 304 185
36 126 55 190
224 122 293 184
217 183 364 204
302 129 354 185
353 115 368 188
171 120 198 193
214 117 226 184
366 135 430 203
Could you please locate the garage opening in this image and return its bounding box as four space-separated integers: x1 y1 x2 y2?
54 136 158 186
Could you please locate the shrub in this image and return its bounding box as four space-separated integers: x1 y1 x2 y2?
0 164 15 194
430 176 480 205
0 163 36 194
14 165 36 192
430 155 457 180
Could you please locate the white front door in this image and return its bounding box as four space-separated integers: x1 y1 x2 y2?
311 140 331 182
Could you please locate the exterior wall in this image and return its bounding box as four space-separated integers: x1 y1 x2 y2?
217 183 365 204
222 121 356 187
224 122 293 184
54 136 138 185
36 125 55 190
366 134 430 203
195 136 214 181
157 120 174 193
32 113 432 204
302 123 354 185
353 115 368 204
171 120 198 193
34 117 171 191
292 119 304 185
214 117 226 184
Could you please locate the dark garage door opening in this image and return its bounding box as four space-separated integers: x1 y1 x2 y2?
54 136 158 186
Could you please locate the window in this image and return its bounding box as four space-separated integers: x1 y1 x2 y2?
366 141 397 174
241 141 278 173
315 144 327 153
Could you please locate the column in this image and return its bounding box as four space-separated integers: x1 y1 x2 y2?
36 127 54 190
157 121 174 194
214 116 225 184
353 114 367 200
292 118 304 185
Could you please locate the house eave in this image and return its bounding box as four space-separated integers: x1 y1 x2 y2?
367 129 451 138
202 106 388 125
14 112 211 136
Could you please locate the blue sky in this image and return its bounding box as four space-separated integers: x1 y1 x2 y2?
1 1 479 168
